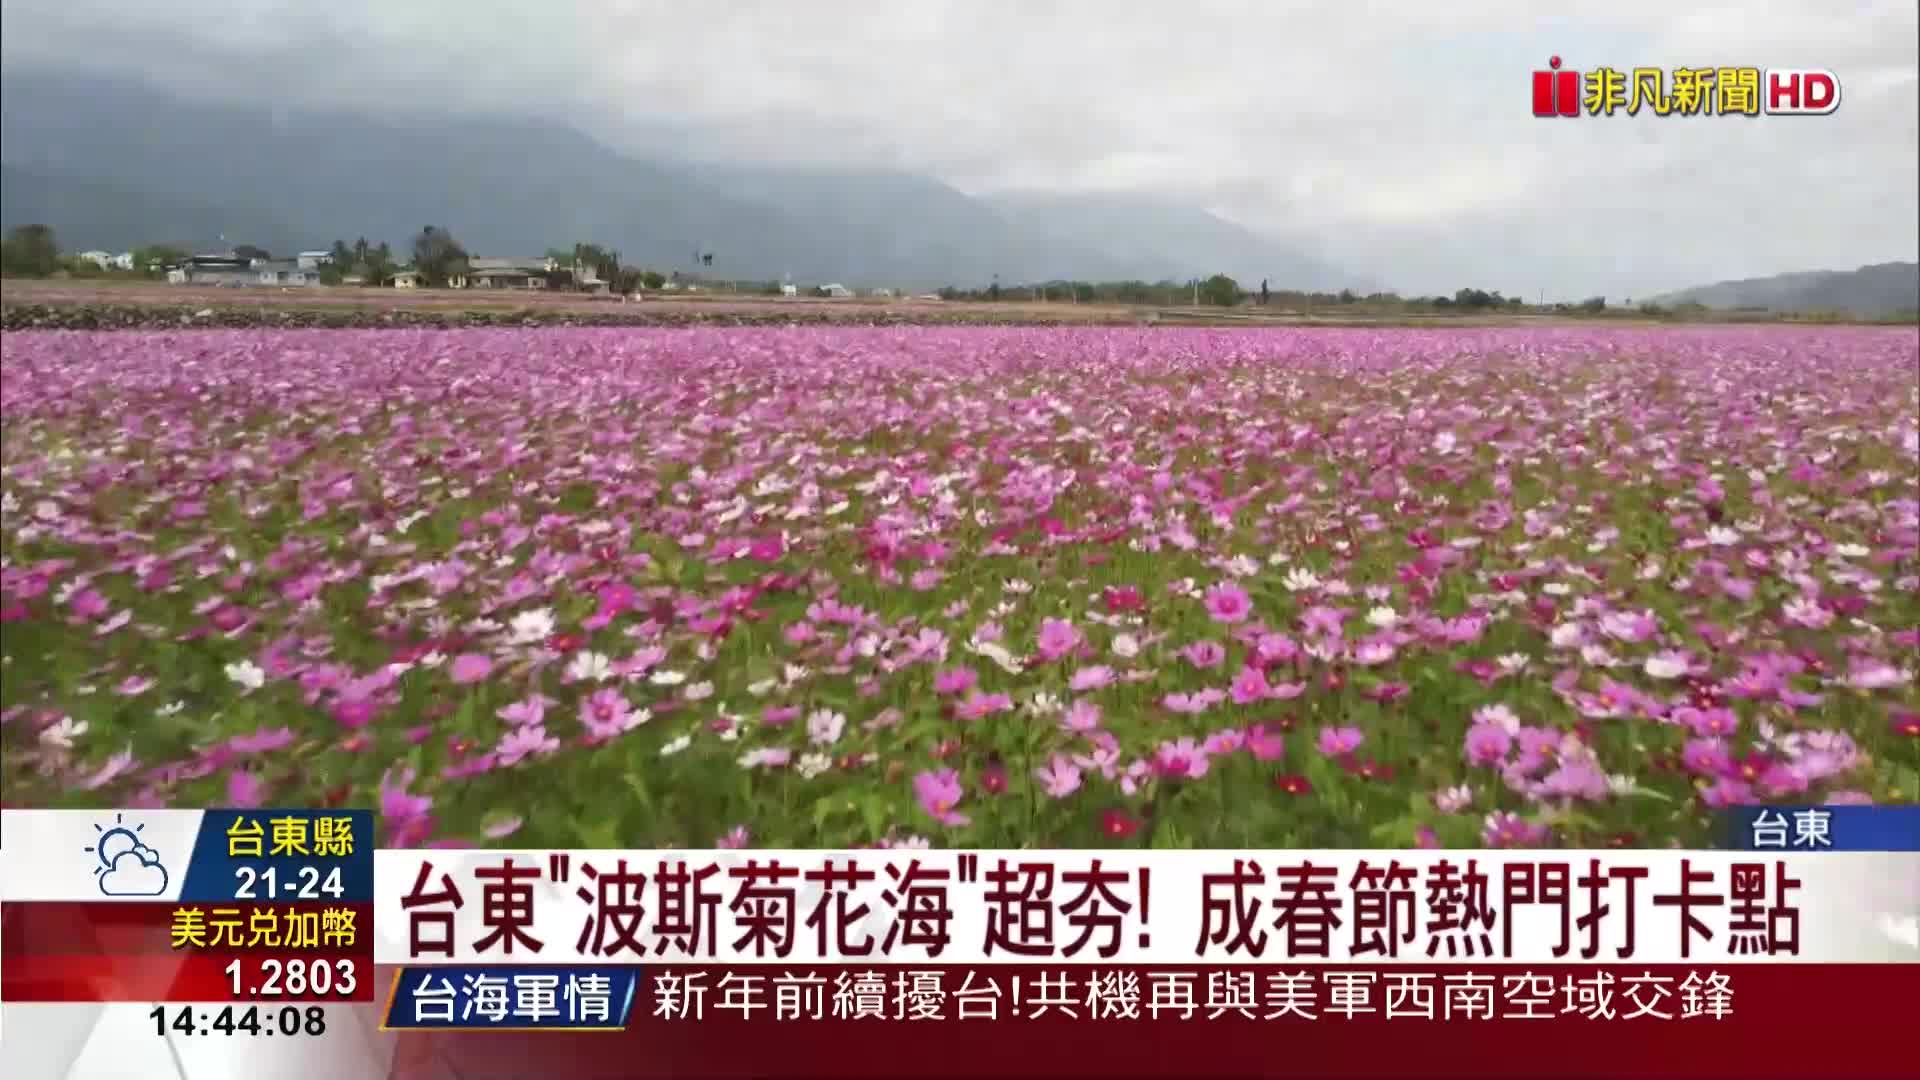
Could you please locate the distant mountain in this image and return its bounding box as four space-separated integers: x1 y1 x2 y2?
1652 262 1919 317
0 70 1359 291
0 163 300 254
987 192 1376 292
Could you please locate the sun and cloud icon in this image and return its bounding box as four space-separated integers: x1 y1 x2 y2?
85 813 170 897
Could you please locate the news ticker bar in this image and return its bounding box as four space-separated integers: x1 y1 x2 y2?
5 964 1911 1080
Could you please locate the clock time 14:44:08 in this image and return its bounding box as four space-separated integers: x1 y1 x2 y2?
150 1005 328 1038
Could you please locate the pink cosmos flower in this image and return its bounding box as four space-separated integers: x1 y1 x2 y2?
1202 728 1245 756
449 653 493 684
1229 665 1271 705
913 769 970 827
1034 755 1083 798
1351 640 1396 666
1255 633 1299 663
1482 811 1550 848
77 747 138 791
1203 582 1253 624
1035 618 1082 661
1316 726 1363 756
1701 777 1756 808
1154 738 1209 780
1069 665 1115 692
933 667 978 695
957 691 1013 721
226 769 266 809
379 765 433 847
114 675 155 696
1679 707 1739 739
1162 691 1214 715
1463 723 1513 766
496 694 552 728
1060 699 1102 734
227 727 297 754
1244 724 1287 762
496 723 560 766
1182 641 1227 669
1844 659 1910 690
717 826 751 849
580 688 640 740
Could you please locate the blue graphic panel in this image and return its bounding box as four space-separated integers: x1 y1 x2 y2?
1720 806 1920 852
382 966 640 1030
178 809 375 901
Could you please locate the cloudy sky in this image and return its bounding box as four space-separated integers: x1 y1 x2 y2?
3 0 1916 298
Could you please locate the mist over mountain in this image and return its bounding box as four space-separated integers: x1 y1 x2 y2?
1652 262 1919 317
1 71 1365 291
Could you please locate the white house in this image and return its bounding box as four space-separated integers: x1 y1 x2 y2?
296 251 333 270
390 269 424 288
821 283 852 298
780 283 798 297
77 250 114 269
253 260 317 286
110 252 136 271
460 256 556 289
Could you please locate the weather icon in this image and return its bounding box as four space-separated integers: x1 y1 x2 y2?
85 813 170 897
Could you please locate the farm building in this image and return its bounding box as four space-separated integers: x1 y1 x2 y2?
389 269 424 288
171 255 254 286
821 283 852 298
459 257 557 289
255 260 318 286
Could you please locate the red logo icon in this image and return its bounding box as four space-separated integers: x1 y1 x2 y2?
1533 56 1581 117
1764 69 1840 115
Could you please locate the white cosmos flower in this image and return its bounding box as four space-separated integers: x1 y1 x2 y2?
746 678 777 697
796 752 833 780
684 680 715 701
807 709 846 746
1111 633 1141 659
1282 568 1321 592
1581 644 1622 668
660 734 692 757
224 660 266 692
1834 543 1870 559
508 609 556 644
1705 526 1740 546
568 651 613 683
1643 652 1690 680
39 715 88 749
1365 606 1399 629
648 668 687 687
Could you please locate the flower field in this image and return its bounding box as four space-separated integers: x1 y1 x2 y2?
2 325 1916 850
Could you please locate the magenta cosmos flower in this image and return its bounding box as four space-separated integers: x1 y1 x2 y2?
449 653 493 684
913 768 970 827
1203 582 1253 624
1316 726 1364 756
